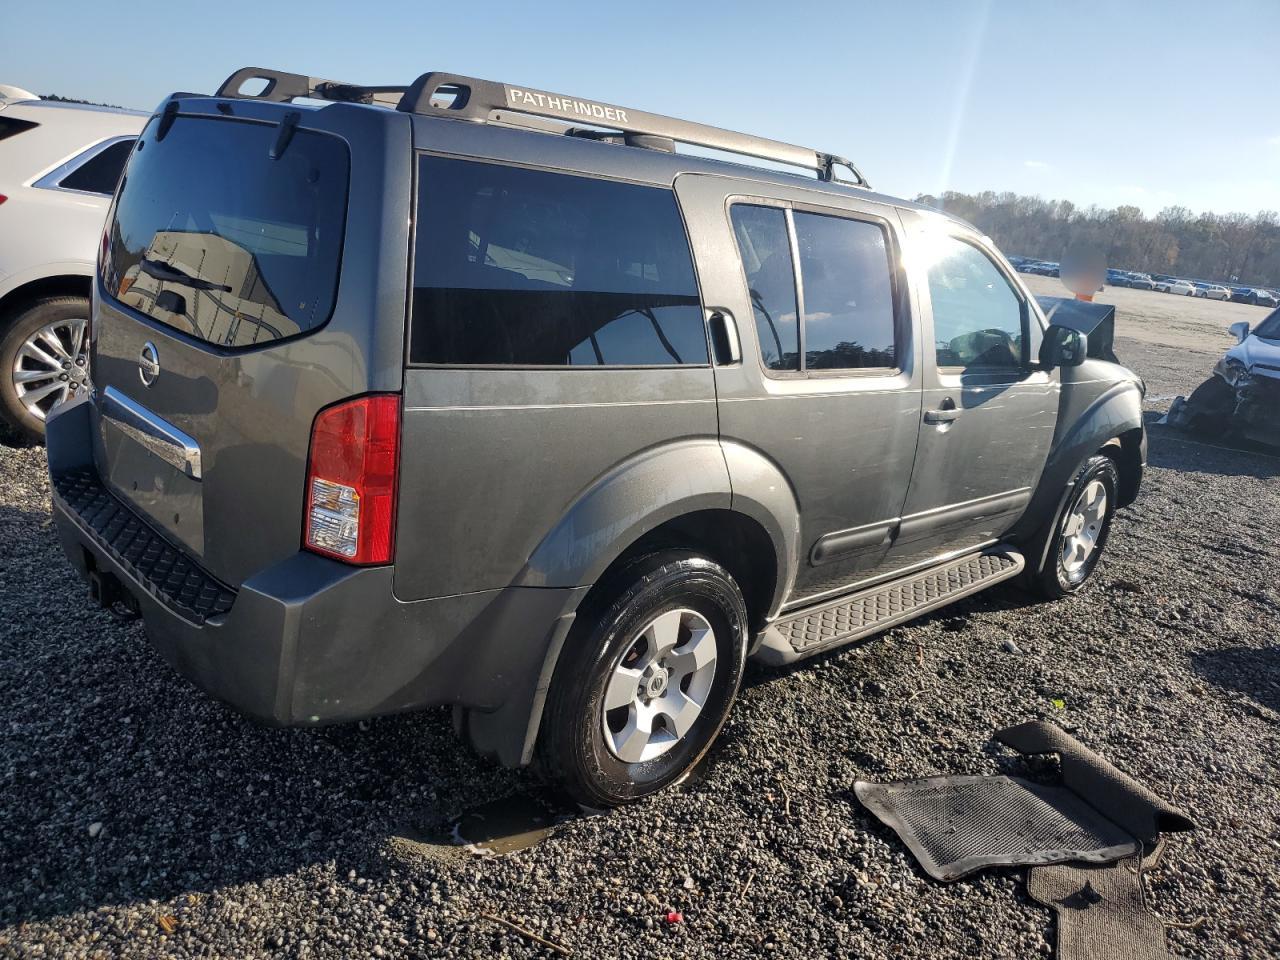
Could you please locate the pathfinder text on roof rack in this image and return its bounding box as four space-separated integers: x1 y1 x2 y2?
507 88 630 125
211 66 870 187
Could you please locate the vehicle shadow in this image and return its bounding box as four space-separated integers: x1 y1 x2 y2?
0 505 529 928
1188 646 1280 713
0 420 35 448
1146 420 1280 480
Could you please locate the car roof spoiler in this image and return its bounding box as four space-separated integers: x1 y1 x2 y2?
213 66 870 188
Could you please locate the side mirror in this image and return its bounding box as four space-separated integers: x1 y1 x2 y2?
1229 321 1250 344
1039 324 1088 368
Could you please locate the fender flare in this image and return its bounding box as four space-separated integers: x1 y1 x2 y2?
511 438 736 590
719 439 803 619
495 438 801 767
1009 379 1144 572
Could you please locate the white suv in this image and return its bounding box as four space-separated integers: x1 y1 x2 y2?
0 93 145 441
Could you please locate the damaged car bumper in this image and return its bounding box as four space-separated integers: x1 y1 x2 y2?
1224 364 1280 444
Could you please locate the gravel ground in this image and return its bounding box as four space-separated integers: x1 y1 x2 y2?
1 288 1277 959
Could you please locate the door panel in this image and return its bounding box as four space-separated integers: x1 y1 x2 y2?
897 212 1058 559
675 174 923 605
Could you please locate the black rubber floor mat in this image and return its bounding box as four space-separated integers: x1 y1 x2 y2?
996 722 1194 844
855 774 1138 881
1028 841 1171 960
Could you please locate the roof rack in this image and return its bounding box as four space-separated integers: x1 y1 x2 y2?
212 67 870 188
215 67 407 108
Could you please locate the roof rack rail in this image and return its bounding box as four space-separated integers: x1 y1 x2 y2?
398 72 869 187
212 67 869 188
215 67 407 108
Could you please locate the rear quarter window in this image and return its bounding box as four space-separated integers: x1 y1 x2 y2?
410 156 708 366
58 139 134 195
106 114 349 348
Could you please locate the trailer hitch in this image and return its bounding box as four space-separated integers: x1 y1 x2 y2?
88 569 141 622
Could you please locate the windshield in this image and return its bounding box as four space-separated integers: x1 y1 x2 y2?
106 114 349 348
1253 308 1280 340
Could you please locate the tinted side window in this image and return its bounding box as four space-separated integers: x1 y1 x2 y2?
730 205 799 371
60 139 135 195
793 212 896 370
411 157 707 366
927 237 1026 369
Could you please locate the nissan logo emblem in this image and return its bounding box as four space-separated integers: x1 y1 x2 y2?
139 342 160 387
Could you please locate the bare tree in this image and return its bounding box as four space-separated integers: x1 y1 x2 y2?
915 192 1280 288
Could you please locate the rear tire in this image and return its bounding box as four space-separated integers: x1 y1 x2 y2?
536 551 748 808
0 296 92 444
1028 455 1120 600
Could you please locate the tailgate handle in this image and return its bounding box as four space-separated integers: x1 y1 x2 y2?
101 386 203 481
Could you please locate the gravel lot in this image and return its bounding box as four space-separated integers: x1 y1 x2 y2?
2 283 1277 959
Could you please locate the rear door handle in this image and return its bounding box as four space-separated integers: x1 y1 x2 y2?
708 309 741 365
924 399 960 425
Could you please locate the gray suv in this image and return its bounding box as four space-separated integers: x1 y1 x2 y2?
46 68 1146 807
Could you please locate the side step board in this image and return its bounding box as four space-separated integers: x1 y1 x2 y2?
754 547 1026 666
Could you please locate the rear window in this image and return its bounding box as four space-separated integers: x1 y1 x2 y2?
106 115 349 348
410 156 708 366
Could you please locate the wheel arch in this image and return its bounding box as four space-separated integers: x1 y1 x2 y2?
512 438 799 620
496 439 800 768
0 273 93 330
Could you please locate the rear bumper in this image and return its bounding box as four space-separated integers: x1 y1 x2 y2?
46 396 584 766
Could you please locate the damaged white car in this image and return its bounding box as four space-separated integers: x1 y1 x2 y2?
1168 309 1280 445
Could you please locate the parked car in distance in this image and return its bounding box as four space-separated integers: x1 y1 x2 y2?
1126 273 1155 291
46 66 1148 807
1155 278 1197 295
1201 284 1232 301
1229 286 1278 307
1106 269 1130 288
0 93 146 441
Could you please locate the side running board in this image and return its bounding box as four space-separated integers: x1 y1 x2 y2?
754 547 1025 666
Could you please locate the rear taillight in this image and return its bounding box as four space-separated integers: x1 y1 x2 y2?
304 394 401 565
0 194 7 205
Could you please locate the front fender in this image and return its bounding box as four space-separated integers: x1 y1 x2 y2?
1008 370 1144 562
512 438 734 590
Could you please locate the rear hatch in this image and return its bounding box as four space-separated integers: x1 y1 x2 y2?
90 99 412 587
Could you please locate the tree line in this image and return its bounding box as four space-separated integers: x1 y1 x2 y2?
915 191 1280 289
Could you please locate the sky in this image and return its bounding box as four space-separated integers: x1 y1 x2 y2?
4 0 1277 217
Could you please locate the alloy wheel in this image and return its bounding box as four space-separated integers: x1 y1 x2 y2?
601 608 718 763
11 317 90 421
1061 479 1108 575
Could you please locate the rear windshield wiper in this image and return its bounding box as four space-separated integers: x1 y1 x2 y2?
140 257 232 293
